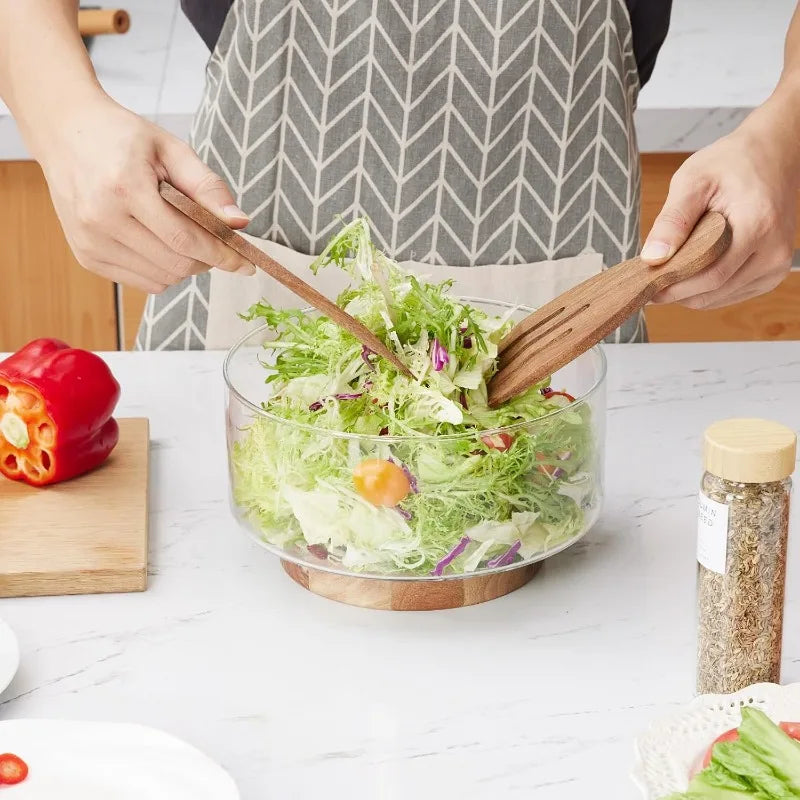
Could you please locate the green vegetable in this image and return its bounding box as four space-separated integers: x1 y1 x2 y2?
739 707 800 793
662 708 800 800
230 218 598 575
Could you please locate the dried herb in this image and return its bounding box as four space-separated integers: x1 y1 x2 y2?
697 474 790 695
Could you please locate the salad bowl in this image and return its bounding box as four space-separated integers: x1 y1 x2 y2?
224 297 607 610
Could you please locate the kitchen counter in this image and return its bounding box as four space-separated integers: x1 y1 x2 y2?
0 0 796 159
2 342 800 799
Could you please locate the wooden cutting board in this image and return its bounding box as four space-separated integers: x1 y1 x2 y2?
0 418 149 598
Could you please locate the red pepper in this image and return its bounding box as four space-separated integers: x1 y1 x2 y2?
542 389 575 403
0 339 120 487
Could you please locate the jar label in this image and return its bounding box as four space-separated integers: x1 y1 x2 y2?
697 492 729 574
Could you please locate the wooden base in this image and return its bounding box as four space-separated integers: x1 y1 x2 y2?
281 559 541 610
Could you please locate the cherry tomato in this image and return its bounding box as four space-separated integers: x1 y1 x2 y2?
780 721 800 738
536 452 562 478
0 753 28 785
481 433 513 451
353 459 411 506
700 722 800 770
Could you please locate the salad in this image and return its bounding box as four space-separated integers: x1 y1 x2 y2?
664 707 800 799
229 218 599 577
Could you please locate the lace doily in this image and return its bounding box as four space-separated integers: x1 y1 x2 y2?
631 682 800 798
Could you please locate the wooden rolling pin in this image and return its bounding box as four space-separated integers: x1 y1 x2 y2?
78 9 130 36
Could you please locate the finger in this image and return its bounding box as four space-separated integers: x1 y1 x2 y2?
88 236 182 285
641 167 714 265
650 217 757 305
115 217 213 280
129 186 256 276
90 260 168 294
158 136 250 229
678 252 789 311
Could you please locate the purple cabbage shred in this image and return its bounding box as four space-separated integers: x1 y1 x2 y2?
487 540 521 568
308 401 323 412
396 507 413 521
361 345 375 370
430 338 450 372
387 457 419 493
307 544 328 560
333 392 363 401
431 536 471 576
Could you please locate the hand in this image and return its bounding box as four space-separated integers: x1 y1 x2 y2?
33 92 255 294
641 102 799 310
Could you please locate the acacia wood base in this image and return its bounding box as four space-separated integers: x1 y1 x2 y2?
281 559 540 610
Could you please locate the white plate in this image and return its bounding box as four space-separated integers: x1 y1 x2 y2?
0 616 19 696
631 682 800 798
0 720 240 799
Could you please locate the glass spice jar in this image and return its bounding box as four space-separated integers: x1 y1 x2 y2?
696 418 796 695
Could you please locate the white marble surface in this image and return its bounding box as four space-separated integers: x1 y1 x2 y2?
2 343 800 799
0 0 797 158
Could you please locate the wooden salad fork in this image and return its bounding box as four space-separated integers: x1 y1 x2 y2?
487 211 733 407
158 181 412 377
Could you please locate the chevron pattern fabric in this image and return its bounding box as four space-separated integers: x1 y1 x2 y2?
137 0 644 350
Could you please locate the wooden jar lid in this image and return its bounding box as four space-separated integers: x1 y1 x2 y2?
704 418 797 483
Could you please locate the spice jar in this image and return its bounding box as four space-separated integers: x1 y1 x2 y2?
697 418 796 695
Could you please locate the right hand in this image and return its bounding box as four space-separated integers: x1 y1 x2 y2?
33 92 255 294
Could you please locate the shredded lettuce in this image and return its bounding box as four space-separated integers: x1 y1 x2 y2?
230 218 598 576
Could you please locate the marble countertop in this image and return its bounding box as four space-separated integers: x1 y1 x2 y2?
2 343 800 799
0 0 796 159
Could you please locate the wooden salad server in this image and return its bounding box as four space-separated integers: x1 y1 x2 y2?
158 182 411 377
487 211 732 407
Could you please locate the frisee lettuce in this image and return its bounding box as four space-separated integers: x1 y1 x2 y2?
229 218 599 576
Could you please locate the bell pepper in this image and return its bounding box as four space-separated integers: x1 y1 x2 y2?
0 338 120 486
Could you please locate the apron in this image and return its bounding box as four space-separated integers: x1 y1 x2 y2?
136 0 644 351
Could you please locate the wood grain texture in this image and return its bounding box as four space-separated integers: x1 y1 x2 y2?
645 271 800 342
281 560 540 610
0 161 118 352
488 211 732 406
121 286 148 350
78 8 130 36
0 418 149 598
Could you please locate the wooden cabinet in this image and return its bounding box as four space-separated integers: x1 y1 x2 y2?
640 153 800 342
0 161 118 351
1 154 798 351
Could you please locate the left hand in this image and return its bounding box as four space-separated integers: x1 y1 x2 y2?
641 104 799 310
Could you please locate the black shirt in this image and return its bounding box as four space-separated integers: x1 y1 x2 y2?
181 0 672 87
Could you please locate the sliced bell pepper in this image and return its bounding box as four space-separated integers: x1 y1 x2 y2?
0 338 120 486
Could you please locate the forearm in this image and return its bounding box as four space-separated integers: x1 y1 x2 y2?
726 2 800 183
0 0 105 157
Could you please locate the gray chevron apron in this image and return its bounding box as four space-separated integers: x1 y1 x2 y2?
136 0 645 350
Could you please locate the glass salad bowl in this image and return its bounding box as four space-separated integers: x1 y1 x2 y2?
224 299 606 582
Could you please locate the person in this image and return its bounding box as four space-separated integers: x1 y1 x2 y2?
1 1 797 351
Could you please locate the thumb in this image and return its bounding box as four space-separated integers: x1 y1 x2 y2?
641 173 709 265
158 137 250 229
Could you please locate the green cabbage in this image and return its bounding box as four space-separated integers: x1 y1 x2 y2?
230 218 598 576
